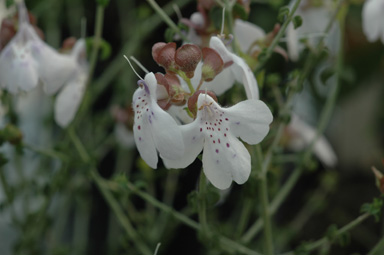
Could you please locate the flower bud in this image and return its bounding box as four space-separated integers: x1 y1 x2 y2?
372 166 384 194
2 124 23 145
152 42 176 70
188 90 217 117
175 44 202 78
201 47 224 81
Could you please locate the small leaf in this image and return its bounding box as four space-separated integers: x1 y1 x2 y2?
293 15 303 29
277 6 290 22
360 197 384 222
164 28 175 43
233 3 248 20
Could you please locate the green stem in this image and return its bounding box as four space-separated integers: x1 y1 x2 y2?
255 145 274 255
91 170 152 255
87 5 105 82
242 167 302 243
146 0 189 42
368 236 384 255
254 0 302 73
198 171 209 235
305 213 371 252
68 129 151 255
119 180 263 255
242 0 347 244
23 143 69 162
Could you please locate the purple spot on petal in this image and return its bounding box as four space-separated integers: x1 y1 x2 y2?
226 143 230 148
216 149 219 153
235 121 240 125
139 137 142 141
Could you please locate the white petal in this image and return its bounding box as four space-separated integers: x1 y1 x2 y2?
286 23 299 61
362 0 382 42
230 54 259 99
54 71 87 127
0 43 39 94
234 19 265 53
209 36 233 63
202 68 235 96
133 74 185 168
202 133 251 189
287 115 337 167
224 99 273 144
149 104 185 161
209 36 259 99
27 27 75 95
133 88 158 169
167 104 193 124
162 123 204 169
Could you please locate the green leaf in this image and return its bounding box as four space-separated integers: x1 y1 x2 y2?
6 0 14 8
96 0 110 7
164 28 175 43
277 6 290 22
360 197 384 222
233 3 248 20
293 15 303 29
85 37 112 60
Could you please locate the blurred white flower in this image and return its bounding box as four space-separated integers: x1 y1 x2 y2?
362 0 384 43
54 39 88 128
286 114 337 168
286 0 340 61
163 93 272 189
0 2 75 94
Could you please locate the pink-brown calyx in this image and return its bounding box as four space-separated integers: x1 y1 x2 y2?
175 44 202 78
201 47 224 82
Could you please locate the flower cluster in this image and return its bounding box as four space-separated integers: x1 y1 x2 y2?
130 34 273 189
0 1 88 128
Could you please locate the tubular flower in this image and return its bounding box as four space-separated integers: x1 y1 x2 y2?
163 93 273 189
362 0 384 44
0 2 75 94
132 72 184 168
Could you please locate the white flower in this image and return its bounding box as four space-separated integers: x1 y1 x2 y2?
362 0 384 43
286 0 340 61
54 39 87 128
209 36 259 100
233 19 266 54
286 114 337 167
0 2 75 94
163 93 273 189
132 72 185 168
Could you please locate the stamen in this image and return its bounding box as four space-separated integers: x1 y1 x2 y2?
123 55 144 80
130 56 149 73
154 243 161 255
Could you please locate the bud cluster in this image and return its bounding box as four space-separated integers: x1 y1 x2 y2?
151 42 224 117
